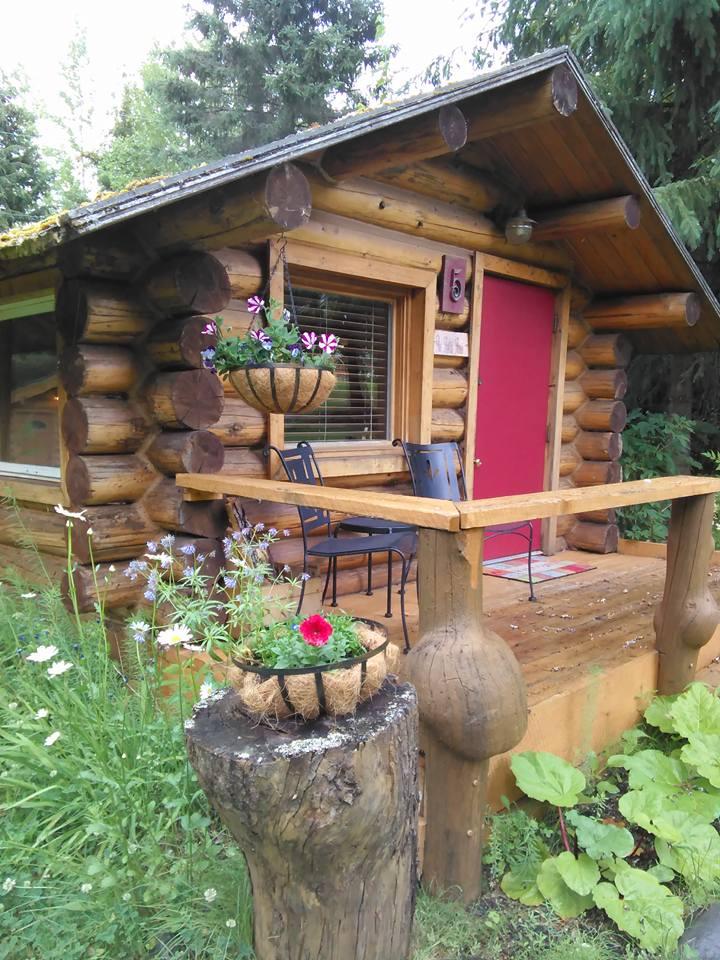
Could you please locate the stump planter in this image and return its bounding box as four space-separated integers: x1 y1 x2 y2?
186 681 419 960
228 363 336 414
234 618 397 721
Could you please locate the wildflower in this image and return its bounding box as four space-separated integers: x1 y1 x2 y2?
49 769 57 778
35 708 49 719
143 589 156 603
225 918 237 928
318 333 339 354
247 296 265 314
86 528 94 536
54 505 87 520
299 614 333 647
183 566 194 578
146 541 158 554
202 321 216 335
204 887 217 903
128 620 150 636
122 892 131 902
44 731 61 747
80 882 93 893
255 522 265 532
2 879 15 894
160 534 175 550
107 564 115 572
179 544 197 556
7 702 17 710
26 645 59 663
47 661 73 678
268 527 278 537
300 572 311 582
301 331 318 349
157 625 193 647
223 575 237 589
20 592 37 599
283 529 290 537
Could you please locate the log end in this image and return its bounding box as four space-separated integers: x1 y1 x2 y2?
56 279 88 342
550 64 579 118
61 398 89 453
144 252 232 317
187 431 226 473
264 163 312 231
625 196 641 230
438 104 468 151
686 292 701 327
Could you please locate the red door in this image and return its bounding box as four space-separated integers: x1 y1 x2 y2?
474 276 555 559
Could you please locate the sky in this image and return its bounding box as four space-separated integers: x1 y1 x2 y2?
0 0 486 154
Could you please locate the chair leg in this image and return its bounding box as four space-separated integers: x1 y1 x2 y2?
331 556 338 607
297 566 308 617
527 524 537 602
396 550 410 654
385 552 393 619
321 558 333 606
367 552 373 596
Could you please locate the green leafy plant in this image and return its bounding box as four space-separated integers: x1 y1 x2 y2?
501 682 720 952
207 296 340 375
250 612 367 668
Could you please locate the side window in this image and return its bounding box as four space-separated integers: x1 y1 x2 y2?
0 298 60 476
284 287 391 443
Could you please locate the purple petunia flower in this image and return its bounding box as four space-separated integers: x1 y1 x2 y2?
202 321 216 335
319 333 339 354
247 296 265 314
250 329 269 342
301 331 318 349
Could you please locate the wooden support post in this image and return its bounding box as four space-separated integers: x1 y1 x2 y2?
267 239 285 478
186 683 419 960
406 527 527 902
654 494 720 694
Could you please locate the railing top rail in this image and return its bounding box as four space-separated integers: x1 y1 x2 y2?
176 474 720 533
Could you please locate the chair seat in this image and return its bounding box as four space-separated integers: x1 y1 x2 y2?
308 531 416 558
486 521 532 535
337 516 416 535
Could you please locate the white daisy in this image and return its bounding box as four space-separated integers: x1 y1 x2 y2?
54 505 87 520
35 708 49 720
199 680 214 701
20 592 37 600
26 645 59 663
47 660 73 678
7 702 17 710
225 919 236 929
80 882 93 893
2 878 15 893
203 887 217 903
128 620 150 635
44 731 61 747
157 625 193 647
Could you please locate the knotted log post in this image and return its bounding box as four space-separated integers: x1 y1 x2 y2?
186 683 419 960
405 527 528 902
655 494 720 694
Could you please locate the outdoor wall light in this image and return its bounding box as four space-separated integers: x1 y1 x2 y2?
504 208 535 245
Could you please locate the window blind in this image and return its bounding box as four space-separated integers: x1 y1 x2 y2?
285 288 391 443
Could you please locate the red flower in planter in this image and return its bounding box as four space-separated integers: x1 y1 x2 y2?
299 615 333 647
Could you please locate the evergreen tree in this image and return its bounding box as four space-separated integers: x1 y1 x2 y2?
486 0 720 286
155 0 392 159
50 27 97 206
0 71 53 231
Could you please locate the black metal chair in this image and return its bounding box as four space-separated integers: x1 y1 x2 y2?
265 443 416 650
393 439 536 601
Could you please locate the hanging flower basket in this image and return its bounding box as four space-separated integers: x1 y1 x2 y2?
234 618 397 722
229 363 336 415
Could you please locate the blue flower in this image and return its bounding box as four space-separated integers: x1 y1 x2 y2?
160 534 175 550
144 590 156 602
146 541 158 554
268 527 278 537
179 544 196 556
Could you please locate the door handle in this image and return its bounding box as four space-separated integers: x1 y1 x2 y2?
473 458 482 466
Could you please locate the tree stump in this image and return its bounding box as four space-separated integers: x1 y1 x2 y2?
186 682 419 960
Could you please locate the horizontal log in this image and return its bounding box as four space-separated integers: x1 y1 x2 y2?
309 174 572 270
578 508 617 524
62 397 148 454
432 368 469 409
575 431 623 462
431 407 465 442
462 65 578 141
57 238 144 280
567 314 589 349
146 431 225 475
375 157 508 213
580 368 627 400
576 400 627 433
72 505 162 564
140 163 313 250
208 397 266 446
220 448 267 477
147 316 218 370
144 478 229 538
56 279 153 343
214 248 265 300
0 543 67 586
564 350 585 380
579 333 633 369
559 445 581 477
561 414 579 443
59 344 137 396
562 380 586 413
0 503 67 556
566 521 619 554
66 455 156 505
435 293 470 330
142 251 231 317
555 514 575 537
584 292 700 331
573 460 622 487
433 353 467 370
62 563 145 613
532 195 640 242
145 369 225 430
321 105 468 181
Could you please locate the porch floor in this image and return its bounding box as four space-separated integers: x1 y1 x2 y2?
328 550 720 805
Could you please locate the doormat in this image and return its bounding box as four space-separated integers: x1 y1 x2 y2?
483 553 595 584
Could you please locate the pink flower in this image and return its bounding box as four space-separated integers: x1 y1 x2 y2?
250 329 269 343
318 333 339 354
247 296 265 314
201 321 216 335
299 614 333 647
301 331 318 350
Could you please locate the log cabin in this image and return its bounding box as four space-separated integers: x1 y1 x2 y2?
3 47 720 896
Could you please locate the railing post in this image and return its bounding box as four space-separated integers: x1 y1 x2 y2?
405 527 528 902
655 493 720 694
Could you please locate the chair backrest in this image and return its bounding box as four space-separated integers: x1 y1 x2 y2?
394 439 467 501
264 442 331 538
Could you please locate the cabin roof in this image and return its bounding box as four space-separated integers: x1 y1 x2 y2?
2 47 719 352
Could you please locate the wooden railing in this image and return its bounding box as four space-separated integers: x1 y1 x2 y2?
177 473 720 901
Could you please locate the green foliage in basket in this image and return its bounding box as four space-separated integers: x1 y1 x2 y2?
246 612 368 669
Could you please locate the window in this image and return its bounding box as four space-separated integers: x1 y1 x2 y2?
0 300 60 477
284 287 391 443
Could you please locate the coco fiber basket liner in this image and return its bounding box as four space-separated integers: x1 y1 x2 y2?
229 363 336 414
234 619 397 722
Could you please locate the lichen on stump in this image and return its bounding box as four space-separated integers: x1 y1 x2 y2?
186 682 418 960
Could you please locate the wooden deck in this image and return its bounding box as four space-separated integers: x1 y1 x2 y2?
320 550 720 806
